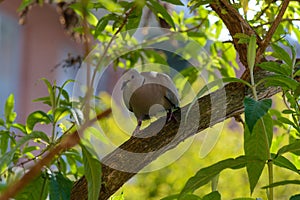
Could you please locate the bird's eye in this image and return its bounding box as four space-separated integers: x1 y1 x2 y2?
131 75 134 79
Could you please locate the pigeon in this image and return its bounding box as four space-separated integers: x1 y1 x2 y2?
121 69 180 134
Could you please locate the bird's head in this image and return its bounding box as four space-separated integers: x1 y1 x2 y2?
121 68 144 90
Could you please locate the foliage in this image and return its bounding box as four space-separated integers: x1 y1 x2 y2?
1 0 300 200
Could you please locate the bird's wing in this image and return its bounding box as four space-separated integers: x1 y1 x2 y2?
141 71 180 107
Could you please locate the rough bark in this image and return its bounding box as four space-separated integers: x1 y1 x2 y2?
71 1 288 199
70 69 280 200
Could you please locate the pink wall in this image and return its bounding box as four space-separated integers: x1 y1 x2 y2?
0 0 82 124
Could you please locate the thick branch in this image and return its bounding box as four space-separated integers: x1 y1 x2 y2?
210 0 262 69
70 70 280 200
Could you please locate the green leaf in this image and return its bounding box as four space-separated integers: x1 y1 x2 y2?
161 0 184 5
41 78 55 108
282 109 295 114
56 80 74 106
244 114 273 194
26 111 52 133
290 194 300 200
33 96 51 106
277 140 300 156
49 172 73 200
277 116 298 130
271 43 293 67
233 33 250 44
0 133 9 155
143 49 168 65
54 107 71 123
240 0 248 15
95 17 109 37
17 0 34 12
161 194 201 200
0 131 49 173
244 97 272 133
147 0 176 29
179 156 249 198
202 191 221 200
96 0 123 13
247 35 256 73
15 174 48 200
111 192 125 200
5 94 17 126
273 154 299 174
126 5 143 32
262 180 300 189
0 118 4 127
232 198 257 200
257 61 291 76
82 145 102 200
12 123 27 134
262 75 299 91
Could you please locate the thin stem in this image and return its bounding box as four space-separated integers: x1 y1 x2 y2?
267 160 274 200
250 69 258 100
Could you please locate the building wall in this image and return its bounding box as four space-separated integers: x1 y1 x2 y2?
0 0 82 124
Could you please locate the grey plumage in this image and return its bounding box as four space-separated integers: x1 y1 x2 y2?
121 69 179 132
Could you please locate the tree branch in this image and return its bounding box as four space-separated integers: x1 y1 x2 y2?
70 70 280 200
256 0 290 60
210 0 262 69
0 109 112 200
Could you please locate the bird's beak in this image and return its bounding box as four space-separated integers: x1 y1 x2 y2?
121 80 130 90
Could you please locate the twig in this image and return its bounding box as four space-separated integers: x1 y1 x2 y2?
256 0 290 61
0 109 111 200
253 0 275 22
254 18 300 28
90 5 137 88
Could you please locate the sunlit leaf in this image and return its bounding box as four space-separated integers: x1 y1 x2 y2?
244 114 273 194
12 123 27 134
111 192 125 200
41 78 55 108
17 0 34 12
26 111 52 133
244 97 272 133
5 94 17 126
96 0 123 13
147 0 176 29
54 107 71 123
